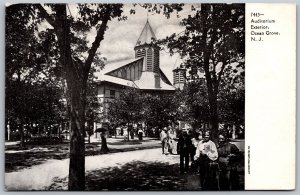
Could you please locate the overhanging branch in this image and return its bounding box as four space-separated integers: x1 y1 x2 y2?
217 61 226 85
84 8 111 79
36 4 56 28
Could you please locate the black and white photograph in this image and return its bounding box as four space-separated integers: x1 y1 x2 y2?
5 3 246 191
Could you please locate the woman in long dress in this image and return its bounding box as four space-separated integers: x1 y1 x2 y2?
168 129 177 154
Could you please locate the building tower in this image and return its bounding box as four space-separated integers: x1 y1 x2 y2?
134 20 160 74
173 67 186 90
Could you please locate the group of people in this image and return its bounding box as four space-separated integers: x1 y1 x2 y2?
160 128 242 190
160 127 177 155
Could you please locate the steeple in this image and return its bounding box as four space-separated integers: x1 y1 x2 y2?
136 20 157 46
134 20 160 74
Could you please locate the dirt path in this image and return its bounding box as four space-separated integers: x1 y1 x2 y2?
5 138 161 173
5 148 183 191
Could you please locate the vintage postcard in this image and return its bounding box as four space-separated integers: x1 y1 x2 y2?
4 3 295 191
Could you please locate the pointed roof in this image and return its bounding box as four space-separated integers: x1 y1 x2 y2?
136 20 157 46
134 72 175 91
94 58 174 91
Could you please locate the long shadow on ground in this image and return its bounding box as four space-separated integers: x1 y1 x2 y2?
5 144 70 172
108 139 154 145
48 161 202 191
48 160 244 191
86 161 194 191
5 141 161 173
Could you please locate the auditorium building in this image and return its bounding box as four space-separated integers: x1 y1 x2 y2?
94 20 185 129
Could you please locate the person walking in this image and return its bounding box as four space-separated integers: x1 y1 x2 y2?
178 130 193 174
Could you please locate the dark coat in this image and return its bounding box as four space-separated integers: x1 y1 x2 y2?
177 135 193 154
217 142 241 168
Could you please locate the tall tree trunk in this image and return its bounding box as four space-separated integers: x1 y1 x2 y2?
203 61 219 142
54 5 86 190
201 4 219 143
68 96 85 190
127 124 130 141
25 123 28 142
208 94 219 142
59 122 62 139
30 122 33 138
20 121 24 148
7 121 11 141
37 3 112 190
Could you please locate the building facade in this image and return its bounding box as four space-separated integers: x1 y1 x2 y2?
94 20 184 129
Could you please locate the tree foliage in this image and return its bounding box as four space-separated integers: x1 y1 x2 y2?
108 87 143 126
161 4 245 141
6 3 122 190
6 3 185 190
218 63 245 125
179 79 210 129
108 88 181 136
143 92 181 130
5 4 64 145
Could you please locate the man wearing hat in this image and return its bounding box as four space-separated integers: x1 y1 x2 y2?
178 130 193 173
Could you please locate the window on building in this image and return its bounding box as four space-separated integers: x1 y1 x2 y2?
146 48 153 71
136 50 142 58
130 66 135 81
121 68 127 79
110 90 115 99
137 49 146 58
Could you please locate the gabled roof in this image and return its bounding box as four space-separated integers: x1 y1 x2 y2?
94 58 140 88
134 71 175 91
94 57 175 91
136 20 157 46
99 58 143 75
97 75 138 88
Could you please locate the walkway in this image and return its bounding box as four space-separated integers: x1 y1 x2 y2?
5 148 183 190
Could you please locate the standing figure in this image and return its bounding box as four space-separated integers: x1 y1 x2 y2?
190 134 198 162
190 131 202 172
130 127 135 139
100 132 109 153
160 128 167 154
163 127 171 154
138 128 143 141
169 128 178 154
178 131 193 174
120 127 124 136
217 132 241 190
194 130 218 190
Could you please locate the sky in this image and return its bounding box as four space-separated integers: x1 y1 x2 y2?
69 4 197 83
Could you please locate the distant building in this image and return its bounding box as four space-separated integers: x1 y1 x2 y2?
94 20 177 128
